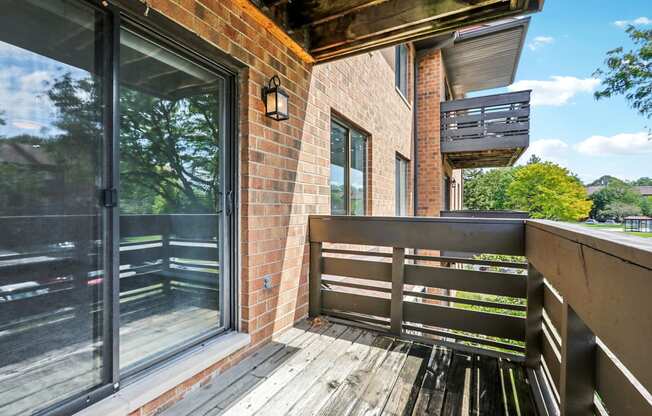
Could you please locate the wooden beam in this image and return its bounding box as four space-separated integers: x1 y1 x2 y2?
525 263 543 368
232 0 315 63
309 242 322 317
307 0 543 62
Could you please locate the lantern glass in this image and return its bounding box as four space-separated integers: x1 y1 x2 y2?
263 76 289 121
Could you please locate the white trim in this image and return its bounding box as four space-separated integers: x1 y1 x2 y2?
75 332 251 416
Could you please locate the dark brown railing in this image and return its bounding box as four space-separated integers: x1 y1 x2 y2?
308 215 652 416
440 90 530 154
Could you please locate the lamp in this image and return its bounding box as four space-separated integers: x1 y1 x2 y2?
262 75 289 121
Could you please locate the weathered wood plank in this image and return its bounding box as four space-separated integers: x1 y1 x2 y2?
251 327 364 416
348 339 412 416
441 351 473 416
317 336 394 415
220 324 349 416
441 91 532 112
380 343 432 416
412 346 453 415
284 330 379 416
471 355 503 416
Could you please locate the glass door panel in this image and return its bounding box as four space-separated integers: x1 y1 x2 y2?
118 28 226 372
0 1 108 414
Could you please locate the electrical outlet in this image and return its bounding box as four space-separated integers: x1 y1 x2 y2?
263 275 273 289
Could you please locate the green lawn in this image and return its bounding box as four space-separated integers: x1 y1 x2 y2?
576 223 652 238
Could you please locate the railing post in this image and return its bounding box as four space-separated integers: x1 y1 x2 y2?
525 263 543 368
390 247 405 336
559 304 595 416
309 242 322 318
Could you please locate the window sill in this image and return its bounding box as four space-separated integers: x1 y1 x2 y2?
75 332 251 416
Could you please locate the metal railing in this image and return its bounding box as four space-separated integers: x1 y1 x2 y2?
308 215 652 416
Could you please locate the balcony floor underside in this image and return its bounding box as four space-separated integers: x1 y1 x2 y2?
163 319 537 416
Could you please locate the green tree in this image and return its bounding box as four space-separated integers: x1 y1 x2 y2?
462 168 515 210
589 180 646 220
507 162 592 221
602 202 642 222
594 26 652 119
634 177 652 186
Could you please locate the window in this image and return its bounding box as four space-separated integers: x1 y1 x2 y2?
330 119 367 215
444 175 451 211
396 156 409 216
395 44 408 98
0 2 235 415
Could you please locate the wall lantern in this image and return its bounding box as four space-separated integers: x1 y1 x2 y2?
262 75 289 121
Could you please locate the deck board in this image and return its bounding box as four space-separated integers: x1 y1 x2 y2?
162 319 538 416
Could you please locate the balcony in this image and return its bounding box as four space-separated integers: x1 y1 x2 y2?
161 215 651 416
441 91 531 168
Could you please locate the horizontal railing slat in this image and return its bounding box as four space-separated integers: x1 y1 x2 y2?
321 290 390 318
310 216 524 255
404 301 526 341
322 257 392 282
440 91 531 112
404 264 526 298
596 344 652 416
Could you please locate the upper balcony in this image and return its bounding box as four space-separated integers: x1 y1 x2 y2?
441 90 531 168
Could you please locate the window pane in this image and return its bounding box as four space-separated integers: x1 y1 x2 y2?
350 130 366 216
396 158 408 216
0 1 107 414
330 122 347 215
119 29 225 372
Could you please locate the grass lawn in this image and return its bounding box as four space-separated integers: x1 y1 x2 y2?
575 223 652 238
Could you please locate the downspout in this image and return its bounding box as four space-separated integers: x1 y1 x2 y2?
412 49 419 216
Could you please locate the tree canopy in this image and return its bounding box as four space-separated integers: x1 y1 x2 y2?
589 179 652 220
594 26 652 119
463 159 592 221
506 162 592 221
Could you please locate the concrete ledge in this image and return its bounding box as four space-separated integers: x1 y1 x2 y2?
76 332 251 416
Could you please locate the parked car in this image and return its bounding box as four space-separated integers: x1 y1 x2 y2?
604 219 618 225
585 218 598 224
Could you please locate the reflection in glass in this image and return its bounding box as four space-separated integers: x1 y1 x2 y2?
118 29 224 371
350 131 366 216
0 1 106 415
330 122 347 215
396 157 408 216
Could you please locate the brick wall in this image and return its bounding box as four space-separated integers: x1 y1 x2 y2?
118 1 415 414
415 49 447 217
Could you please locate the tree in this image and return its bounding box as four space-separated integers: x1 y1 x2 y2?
462 168 515 210
587 175 623 187
526 154 541 164
602 202 642 222
507 162 592 221
594 26 652 119
634 177 652 186
589 180 647 220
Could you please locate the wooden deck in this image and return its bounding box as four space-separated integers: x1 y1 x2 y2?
162 320 537 416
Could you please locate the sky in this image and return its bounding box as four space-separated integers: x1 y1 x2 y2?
473 1 651 184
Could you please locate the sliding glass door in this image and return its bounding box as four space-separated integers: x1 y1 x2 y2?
0 1 110 415
0 1 235 414
118 28 228 373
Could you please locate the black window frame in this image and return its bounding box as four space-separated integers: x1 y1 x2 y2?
395 44 408 99
330 117 368 216
1 2 241 415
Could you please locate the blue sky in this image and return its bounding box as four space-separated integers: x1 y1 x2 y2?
477 1 651 183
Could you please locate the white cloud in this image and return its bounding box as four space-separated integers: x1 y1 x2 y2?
519 139 569 164
613 17 652 28
508 76 600 106
575 132 652 156
527 36 554 51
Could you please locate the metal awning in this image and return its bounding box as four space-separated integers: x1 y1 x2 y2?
442 18 530 97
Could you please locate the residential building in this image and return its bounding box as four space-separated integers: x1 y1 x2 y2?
3 2 649 416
